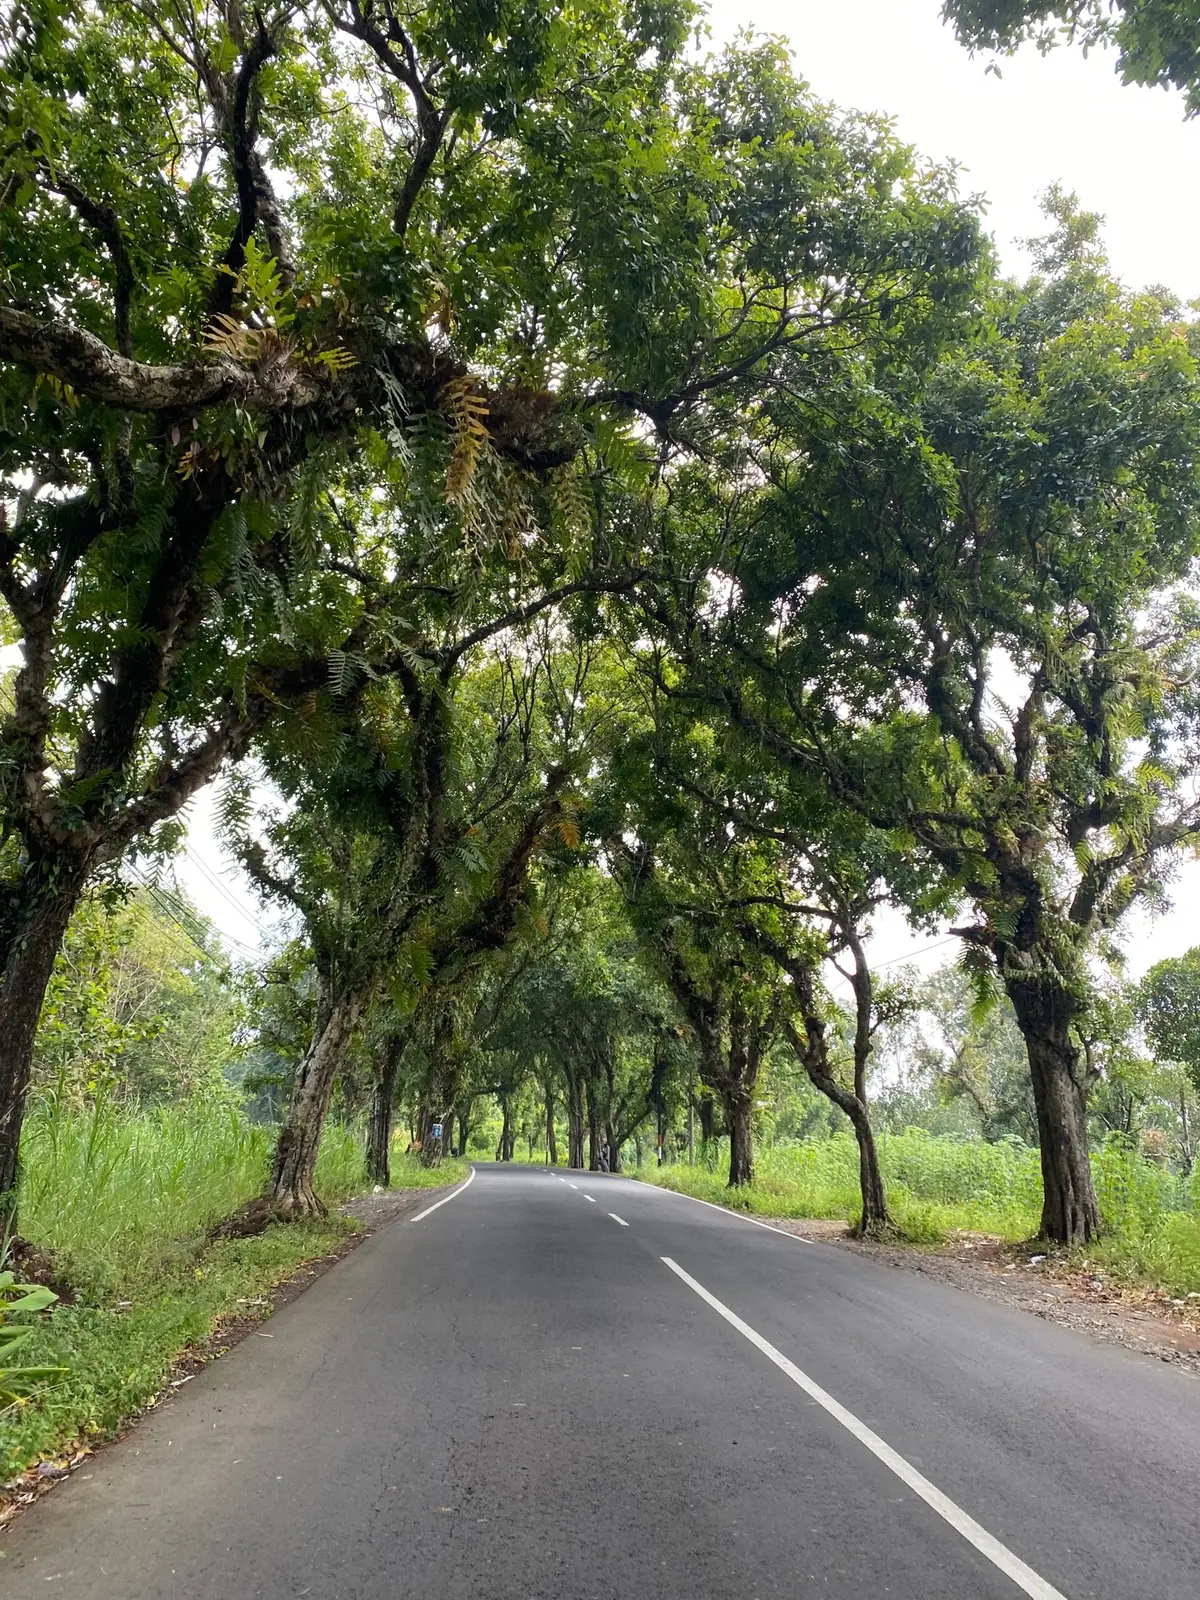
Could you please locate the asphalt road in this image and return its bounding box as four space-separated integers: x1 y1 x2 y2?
3 1163 1199 1599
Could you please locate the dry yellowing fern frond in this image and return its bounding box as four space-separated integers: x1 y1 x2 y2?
441 375 491 504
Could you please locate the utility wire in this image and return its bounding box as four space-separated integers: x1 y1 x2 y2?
824 934 959 994
127 865 229 968
130 866 266 967
183 842 268 935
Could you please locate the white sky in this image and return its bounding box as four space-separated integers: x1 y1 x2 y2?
178 0 1200 977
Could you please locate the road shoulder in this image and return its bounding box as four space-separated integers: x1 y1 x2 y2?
755 1215 1200 1373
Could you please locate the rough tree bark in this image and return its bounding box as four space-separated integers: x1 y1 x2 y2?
271 990 363 1217
365 1031 404 1187
725 1091 754 1186
566 1073 585 1169
496 1095 515 1162
586 1078 603 1170
605 1118 621 1173
544 1088 558 1166
838 926 892 1236
1006 976 1102 1245
696 1095 716 1145
457 1104 470 1158
0 866 90 1213
744 920 891 1236
784 987 890 1239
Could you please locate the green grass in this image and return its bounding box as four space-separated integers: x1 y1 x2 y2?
0 1216 353 1482
639 1132 1043 1243
1 1108 463 1484
16 1104 368 1300
639 1131 1200 1281
1087 1214 1200 1300
382 1153 472 1189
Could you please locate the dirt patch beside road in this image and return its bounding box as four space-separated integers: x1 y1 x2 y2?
764 1217 1200 1374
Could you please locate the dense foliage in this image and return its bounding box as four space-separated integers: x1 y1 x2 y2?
4 0 1200 1414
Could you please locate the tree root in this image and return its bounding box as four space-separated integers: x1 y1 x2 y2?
3 1234 76 1303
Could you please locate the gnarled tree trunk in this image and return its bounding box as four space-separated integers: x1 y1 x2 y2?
605 1118 621 1173
271 990 362 1217
566 1073 585 1169
544 1088 558 1166
1006 977 1101 1245
496 1095 515 1161
457 1104 470 1158
785 1009 891 1237
696 1094 715 1145
725 1090 754 1186
0 863 90 1222
366 1031 404 1188
586 1078 603 1170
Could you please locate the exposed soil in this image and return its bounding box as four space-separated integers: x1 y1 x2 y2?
763 1216 1200 1375
0 1178 455 1534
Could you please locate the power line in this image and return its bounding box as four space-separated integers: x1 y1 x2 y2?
824 934 959 993
127 866 229 968
183 842 267 934
130 866 266 967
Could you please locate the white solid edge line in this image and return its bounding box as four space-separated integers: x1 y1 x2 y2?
640 1182 811 1244
409 1165 476 1223
609 1213 629 1227
660 1257 1065 1600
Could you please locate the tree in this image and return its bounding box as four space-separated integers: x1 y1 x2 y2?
944 1 1200 115
1139 948 1200 1090
33 886 241 1108
0 2 985 1215
639 197 1200 1242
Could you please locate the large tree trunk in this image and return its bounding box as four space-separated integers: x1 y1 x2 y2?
1007 979 1101 1245
496 1095 515 1161
544 1090 558 1166
457 1104 470 1158
0 866 88 1220
566 1074 585 1169
365 1032 403 1188
270 990 362 1218
849 1103 889 1236
605 1118 621 1173
697 1094 715 1144
725 1091 753 1186
586 1079 602 1171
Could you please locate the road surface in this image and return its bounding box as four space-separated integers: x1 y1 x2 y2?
2 1163 1198 1598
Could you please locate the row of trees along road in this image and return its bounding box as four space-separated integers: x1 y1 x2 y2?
4 0 1200 1244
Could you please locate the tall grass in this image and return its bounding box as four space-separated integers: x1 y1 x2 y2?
643 1130 1200 1284
2 1106 465 1479
16 1103 368 1299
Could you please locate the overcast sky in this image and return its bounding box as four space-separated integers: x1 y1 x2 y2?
176 0 1200 980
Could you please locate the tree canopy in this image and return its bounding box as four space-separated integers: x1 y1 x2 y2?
4 0 1200 1248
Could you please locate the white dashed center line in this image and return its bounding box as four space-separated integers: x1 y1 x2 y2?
609 1214 628 1227
583 1194 596 1203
